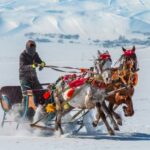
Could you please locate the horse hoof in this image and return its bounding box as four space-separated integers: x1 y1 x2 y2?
114 126 119 131
125 113 128 117
60 131 64 135
108 129 115 135
123 106 127 110
117 120 122 126
92 122 97 127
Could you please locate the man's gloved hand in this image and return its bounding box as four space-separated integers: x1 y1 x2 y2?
39 61 46 71
32 63 38 69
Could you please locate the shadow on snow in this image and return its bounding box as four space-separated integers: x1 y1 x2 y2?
72 132 150 141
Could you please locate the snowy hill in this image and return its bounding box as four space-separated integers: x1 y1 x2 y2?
0 0 150 150
1 0 150 38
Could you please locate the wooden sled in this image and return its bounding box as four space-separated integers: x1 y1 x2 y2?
0 85 50 129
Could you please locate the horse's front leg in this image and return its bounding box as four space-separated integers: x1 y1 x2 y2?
101 101 119 131
108 103 122 126
92 102 101 127
123 97 134 116
95 102 115 135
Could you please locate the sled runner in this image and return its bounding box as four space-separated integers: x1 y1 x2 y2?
30 108 90 134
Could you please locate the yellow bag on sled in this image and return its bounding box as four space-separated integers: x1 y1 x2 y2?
45 104 56 113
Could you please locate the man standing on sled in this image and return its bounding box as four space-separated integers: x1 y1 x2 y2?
19 40 46 121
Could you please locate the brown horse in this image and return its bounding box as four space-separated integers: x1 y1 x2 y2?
106 46 139 125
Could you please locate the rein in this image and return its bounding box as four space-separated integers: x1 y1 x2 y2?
50 67 80 74
45 65 99 75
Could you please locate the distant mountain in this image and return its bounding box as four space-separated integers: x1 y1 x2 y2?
0 0 150 40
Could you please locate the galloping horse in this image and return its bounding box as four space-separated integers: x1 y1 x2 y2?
52 70 118 135
106 46 139 125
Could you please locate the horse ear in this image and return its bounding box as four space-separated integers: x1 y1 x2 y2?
122 47 126 52
132 46 135 52
106 50 109 54
98 50 101 55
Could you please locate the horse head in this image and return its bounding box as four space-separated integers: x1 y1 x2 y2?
94 50 112 84
117 46 138 86
121 46 138 72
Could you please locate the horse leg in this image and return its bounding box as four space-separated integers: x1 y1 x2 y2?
108 103 122 126
101 101 119 131
96 103 115 135
92 102 101 127
123 97 134 116
54 93 64 135
55 110 64 135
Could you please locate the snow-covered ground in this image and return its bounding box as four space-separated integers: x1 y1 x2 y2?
0 0 150 150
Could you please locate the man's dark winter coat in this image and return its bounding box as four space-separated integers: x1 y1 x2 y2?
19 50 42 80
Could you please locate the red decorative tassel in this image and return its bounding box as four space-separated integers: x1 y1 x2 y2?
69 78 87 88
67 88 75 98
43 91 51 100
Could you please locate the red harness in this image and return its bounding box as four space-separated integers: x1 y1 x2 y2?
91 80 106 89
124 50 135 56
68 78 88 88
99 53 111 60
